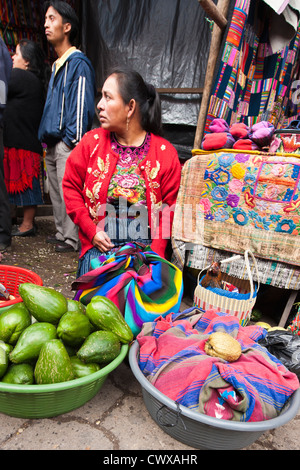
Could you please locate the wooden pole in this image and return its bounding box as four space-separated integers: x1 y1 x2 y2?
194 0 231 148
198 0 228 30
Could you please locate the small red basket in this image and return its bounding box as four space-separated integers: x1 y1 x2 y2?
0 265 43 308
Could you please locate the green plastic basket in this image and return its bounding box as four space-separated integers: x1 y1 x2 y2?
0 343 128 419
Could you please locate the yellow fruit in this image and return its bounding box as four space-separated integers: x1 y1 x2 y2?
255 322 271 330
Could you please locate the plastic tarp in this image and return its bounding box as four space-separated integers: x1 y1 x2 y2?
81 0 213 127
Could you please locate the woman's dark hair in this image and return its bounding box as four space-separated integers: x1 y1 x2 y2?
108 66 163 136
43 0 79 45
18 39 51 96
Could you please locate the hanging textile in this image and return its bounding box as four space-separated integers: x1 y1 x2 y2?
205 0 300 133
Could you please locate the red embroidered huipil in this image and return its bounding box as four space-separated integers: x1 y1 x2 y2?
63 128 182 259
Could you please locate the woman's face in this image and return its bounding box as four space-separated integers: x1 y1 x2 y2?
97 74 129 133
12 44 29 70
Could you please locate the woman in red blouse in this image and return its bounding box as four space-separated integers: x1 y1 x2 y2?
63 67 182 277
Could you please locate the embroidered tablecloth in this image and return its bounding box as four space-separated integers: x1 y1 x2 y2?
172 149 300 289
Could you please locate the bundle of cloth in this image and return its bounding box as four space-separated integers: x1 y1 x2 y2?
201 118 275 151
72 243 184 337
137 307 299 422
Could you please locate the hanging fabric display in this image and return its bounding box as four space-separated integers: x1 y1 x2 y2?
205 0 300 132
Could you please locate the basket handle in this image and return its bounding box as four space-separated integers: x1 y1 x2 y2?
196 250 260 300
244 249 260 300
156 402 187 430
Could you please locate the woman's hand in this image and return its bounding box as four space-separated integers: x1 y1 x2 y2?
92 231 115 252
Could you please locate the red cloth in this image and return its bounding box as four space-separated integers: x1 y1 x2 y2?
3 147 41 194
201 132 235 150
62 128 182 259
232 139 261 150
229 122 249 139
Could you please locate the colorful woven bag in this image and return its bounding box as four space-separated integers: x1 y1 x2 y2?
270 120 300 154
72 242 184 336
288 306 300 336
193 250 260 326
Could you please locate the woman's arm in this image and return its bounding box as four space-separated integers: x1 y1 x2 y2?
62 134 98 243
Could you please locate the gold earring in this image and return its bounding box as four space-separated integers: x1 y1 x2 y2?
126 117 130 131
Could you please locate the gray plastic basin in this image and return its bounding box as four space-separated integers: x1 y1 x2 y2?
129 340 300 450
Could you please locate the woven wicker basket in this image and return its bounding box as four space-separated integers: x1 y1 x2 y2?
194 250 259 326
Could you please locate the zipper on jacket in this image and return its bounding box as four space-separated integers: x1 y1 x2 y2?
76 75 86 143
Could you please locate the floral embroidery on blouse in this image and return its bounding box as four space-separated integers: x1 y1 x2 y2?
83 131 163 229
107 132 151 207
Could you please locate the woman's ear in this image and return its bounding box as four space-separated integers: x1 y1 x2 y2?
127 98 136 118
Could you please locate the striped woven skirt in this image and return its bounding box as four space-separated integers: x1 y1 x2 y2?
77 217 151 277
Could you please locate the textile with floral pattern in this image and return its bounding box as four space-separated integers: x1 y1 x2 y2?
173 150 300 266
202 151 300 264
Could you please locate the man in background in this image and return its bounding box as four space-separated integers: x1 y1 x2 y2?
39 0 96 252
0 38 12 252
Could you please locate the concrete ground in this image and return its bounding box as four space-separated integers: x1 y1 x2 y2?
0 357 300 452
0 215 299 452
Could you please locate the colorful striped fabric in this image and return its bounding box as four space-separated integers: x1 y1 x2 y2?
72 243 184 337
137 308 299 422
205 0 300 133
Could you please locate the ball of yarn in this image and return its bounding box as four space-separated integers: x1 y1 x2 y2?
201 132 235 150
208 118 229 133
229 122 249 140
249 121 275 146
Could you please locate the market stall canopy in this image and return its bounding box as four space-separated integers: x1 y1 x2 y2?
261 0 300 15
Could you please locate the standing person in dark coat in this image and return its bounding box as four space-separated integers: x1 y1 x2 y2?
0 38 12 252
3 39 50 237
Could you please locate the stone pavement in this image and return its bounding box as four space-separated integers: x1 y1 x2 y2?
0 216 299 452
1 356 300 451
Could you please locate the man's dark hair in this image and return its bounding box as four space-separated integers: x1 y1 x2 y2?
44 1 79 45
